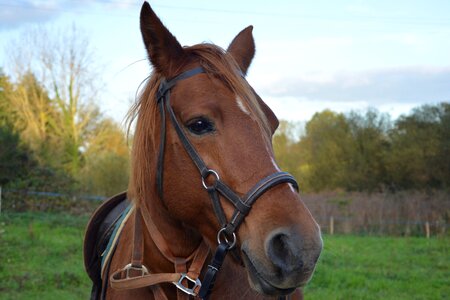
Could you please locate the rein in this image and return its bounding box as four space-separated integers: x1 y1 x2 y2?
110 67 299 299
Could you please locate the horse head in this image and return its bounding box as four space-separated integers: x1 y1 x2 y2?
129 2 322 297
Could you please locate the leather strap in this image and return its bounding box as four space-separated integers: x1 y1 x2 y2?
198 243 229 299
156 98 166 199
156 67 206 198
139 200 179 262
110 271 181 290
110 242 209 295
110 204 210 298
131 208 144 268
175 259 188 300
165 95 209 177
224 172 298 236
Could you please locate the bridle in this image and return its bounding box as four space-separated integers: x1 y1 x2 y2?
110 66 299 300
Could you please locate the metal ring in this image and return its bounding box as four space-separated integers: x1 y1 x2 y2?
217 228 236 249
201 169 220 189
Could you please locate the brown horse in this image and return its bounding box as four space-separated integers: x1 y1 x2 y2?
85 2 322 299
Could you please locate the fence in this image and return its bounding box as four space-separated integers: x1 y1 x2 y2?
1 187 449 237
0 187 107 214
318 216 446 238
302 191 449 237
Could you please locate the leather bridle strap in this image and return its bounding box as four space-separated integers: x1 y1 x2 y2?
156 67 207 198
213 171 298 236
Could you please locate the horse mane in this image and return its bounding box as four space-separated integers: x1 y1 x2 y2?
126 43 270 206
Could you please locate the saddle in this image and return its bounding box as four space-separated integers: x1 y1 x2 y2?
84 191 130 300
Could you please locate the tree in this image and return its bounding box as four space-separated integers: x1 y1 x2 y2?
1 26 132 199
3 72 59 164
5 25 101 177
345 109 391 191
273 121 304 180
297 110 353 192
388 103 450 189
0 71 29 184
0 69 13 126
79 118 130 196
0 125 35 186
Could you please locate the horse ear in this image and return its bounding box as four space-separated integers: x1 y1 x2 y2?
140 2 185 77
227 26 255 75
253 89 280 134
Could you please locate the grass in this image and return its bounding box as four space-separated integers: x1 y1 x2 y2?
0 212 91 300
0 212 448 299
304 235 449 299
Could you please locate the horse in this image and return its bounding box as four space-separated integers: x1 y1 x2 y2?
84 2 322 299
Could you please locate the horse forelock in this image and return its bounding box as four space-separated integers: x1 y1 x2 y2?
126 43 270 206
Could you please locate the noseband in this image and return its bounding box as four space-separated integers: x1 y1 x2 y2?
155 66 299 298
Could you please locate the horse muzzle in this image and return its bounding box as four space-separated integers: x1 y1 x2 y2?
241 226 323 296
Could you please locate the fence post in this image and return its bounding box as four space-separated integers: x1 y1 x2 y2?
330 216 334 235
425 221 430 238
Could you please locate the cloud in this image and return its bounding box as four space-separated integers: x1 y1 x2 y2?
256 66 450 105
0 0 137 30
104 0 136 10
0 1 61 29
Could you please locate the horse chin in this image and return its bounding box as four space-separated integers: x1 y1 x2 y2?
242 251 302 296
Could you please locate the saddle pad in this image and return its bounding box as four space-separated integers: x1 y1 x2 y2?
100 204 135 279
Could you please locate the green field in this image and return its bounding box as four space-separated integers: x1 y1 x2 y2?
0 212 448 299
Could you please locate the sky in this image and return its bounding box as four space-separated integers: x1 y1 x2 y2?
1 0 449 124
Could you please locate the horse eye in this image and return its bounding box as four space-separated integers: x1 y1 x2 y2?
186 118 215 135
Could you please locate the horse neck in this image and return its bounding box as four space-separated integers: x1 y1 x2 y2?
139 193 203 269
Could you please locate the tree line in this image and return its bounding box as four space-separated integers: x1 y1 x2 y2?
273 104 450 193
3 60 447 197
0 27 129 199
0 27 448 201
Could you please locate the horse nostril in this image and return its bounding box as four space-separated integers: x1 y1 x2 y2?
266 231 303 275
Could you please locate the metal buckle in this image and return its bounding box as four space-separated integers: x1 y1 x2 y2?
123 263 149 279
172 273 202 296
